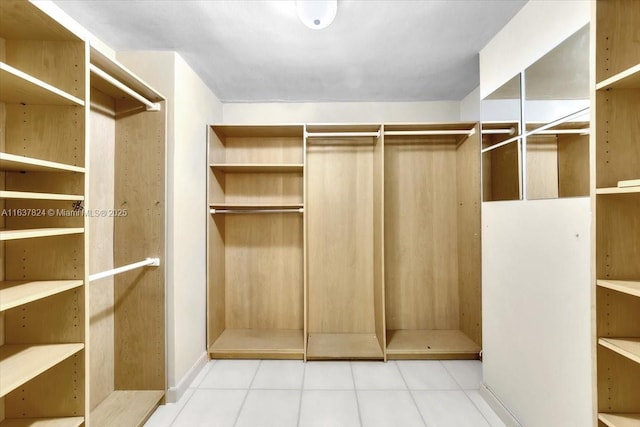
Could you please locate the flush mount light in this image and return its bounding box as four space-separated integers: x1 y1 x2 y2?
296 0 337 30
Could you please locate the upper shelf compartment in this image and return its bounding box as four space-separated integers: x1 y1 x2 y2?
597 63 640 90
0 0 81 41
306 123 381 146
596 0 640 83
0 62 84 106
384 123 477 145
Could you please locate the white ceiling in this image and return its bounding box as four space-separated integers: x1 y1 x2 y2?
54 0 526 102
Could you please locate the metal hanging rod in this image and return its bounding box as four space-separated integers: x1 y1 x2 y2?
89 257 160 282
306 131 380 138
482 128 516 135
384 128 476 137
529 129 590 135
90 64 161 112
210 208 304 214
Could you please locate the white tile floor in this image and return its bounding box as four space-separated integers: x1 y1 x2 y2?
145 359 505 427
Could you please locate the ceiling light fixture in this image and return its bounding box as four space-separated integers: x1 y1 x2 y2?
296 0 337 30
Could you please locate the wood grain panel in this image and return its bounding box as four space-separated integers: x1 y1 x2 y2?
207 215 225 347
88 87 115 409
224 214 303 329
113 99 165 391
224 173 303 205
307 143 375 334
596 0 640 82
384 140 459 330
558 133 589 197
373 134 385 355
526 135 559 200
456 127 482 346
486 141 520 201
4 234 84 281
598 345 640 413
595 89 640 188
223 137 303 164
597 286 640 338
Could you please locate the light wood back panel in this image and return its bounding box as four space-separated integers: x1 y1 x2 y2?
223 173 303 205
373 133 385 353
5 104 85 167
113 99 165 391
596 0 640 82
596 194 640 280
597 345 640 413
307 142 376 334
484 141 520 201
597 287 640 337
224 214 303 329
526 135 559 200
88 87 116 409
384 139 459 330
595 89 640 188
457 126 482 345
207 215 225 347
558 133 589 197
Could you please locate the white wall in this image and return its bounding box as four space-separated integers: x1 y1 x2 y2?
479 1 592 425
117 51 223 400
223 101 460 123
460 86 481 121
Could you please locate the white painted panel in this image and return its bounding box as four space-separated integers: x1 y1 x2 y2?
479 1 590 99
222 101 460 124
482 198 592 426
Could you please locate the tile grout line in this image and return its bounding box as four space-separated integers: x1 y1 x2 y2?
395 361 430 427
167 360 216 427
296 360 306 427
350 362 364 427
231 360 262 427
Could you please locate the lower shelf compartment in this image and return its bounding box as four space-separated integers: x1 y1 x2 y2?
209 329 304 359
306 333 384 360
91 390 164 427
599 338 640 365
0 417 84 427
386 329 481 359
598 413 640 427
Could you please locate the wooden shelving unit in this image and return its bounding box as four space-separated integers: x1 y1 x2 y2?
207 124 305 359
386 330 480 359
306 333 383 360
594 0 640 423
0 1 88 423
91 390 164 427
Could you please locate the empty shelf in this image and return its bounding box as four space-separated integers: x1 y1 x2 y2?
597 187 640 195
0 343 84 397
599 338 640 365
598 413 640 427
0 152 85 173
597 280 640 298
0 280 84 312
0 62 84 106
0 191 84 201
596 63 640 90
0 417 84 427
91 390 164 427
386 330 481 359
0 228 84 241
209 329 304 359
306 333 383 360
210 164 303 173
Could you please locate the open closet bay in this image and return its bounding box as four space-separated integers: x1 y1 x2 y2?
206 122 482 361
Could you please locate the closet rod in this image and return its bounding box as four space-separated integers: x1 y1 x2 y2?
482 128 516 135
306 131 380 138
529 129 590 135
383 129 476 136
90 64 161 112
210 208 304 214
89 257 160 282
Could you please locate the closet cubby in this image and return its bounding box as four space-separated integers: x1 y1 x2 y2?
207 125 305 359
88 48 166 426
0 0 87 425
305 124 385 360
481 122 521 201
594 0 640 424
383 123 481 359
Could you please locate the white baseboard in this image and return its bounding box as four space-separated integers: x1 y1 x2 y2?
165 351 209 403
479 383 523 427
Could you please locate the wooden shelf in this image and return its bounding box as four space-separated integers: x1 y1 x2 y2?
597 63 640 90
0 280 84 312
91 390 164 427
210 164 303 173
306 333 383 360
0 228 84 241
0 191 84 201
598 413 640 427
209 329 304 359
0 417 84 427
0 152 85 173
597 280 640 298
597 186 640 195
0 62 84 106
386 330 481 359
599 338 640 365
210 203 303 209
0 343 84 397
